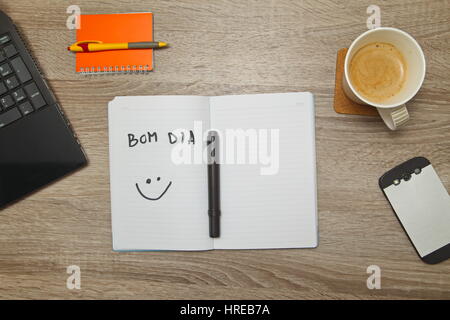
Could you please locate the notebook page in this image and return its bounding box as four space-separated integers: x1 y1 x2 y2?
109 96 212 250
210 93 317 249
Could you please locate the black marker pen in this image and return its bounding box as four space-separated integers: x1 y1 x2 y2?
207 131 221 238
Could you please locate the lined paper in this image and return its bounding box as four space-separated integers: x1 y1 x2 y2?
210 93 317 249
109 96 212 250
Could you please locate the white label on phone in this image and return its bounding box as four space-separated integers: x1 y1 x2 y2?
384 164 450 257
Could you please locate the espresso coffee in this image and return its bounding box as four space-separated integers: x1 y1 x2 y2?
349 42 407 103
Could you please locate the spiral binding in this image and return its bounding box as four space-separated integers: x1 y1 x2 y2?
78 64 152 74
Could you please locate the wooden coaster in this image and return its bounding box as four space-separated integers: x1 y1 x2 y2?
333 48 379 116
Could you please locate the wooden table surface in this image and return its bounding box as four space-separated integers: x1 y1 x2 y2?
0 0 448 299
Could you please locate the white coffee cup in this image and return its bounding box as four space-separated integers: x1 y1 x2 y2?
342 27 426 130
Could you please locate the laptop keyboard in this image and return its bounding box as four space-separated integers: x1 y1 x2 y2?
0 33 46 129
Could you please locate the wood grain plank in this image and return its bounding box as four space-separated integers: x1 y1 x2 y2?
0 0 448 299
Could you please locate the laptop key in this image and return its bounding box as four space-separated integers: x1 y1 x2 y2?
10 56 32 83
0 63 12 77
18 101 34 115
0 107 21 128
0 82 6 95
24 82 46 109
3 44 17 57
0 50 5 62
0 94 14 109
12 88 26 103
5 75 19 90
0 34 10 45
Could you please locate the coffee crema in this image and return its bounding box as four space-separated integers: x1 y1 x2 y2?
349 42 407 103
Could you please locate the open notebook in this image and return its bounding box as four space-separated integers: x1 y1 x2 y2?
109 93 317 251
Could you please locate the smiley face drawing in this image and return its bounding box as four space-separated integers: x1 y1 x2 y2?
135 177 172 201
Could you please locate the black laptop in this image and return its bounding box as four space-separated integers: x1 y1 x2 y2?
0 11 87 208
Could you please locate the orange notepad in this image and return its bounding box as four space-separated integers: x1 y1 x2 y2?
76 13 154 74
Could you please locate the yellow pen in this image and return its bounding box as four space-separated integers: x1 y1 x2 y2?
67 40 168 52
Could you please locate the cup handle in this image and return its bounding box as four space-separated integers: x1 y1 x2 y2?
376 104 409 130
